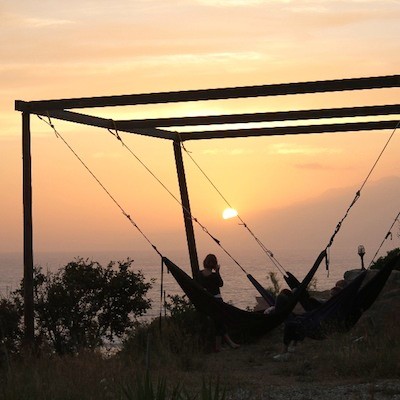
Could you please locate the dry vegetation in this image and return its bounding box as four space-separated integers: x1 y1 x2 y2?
1 270 399 399
1 306 399 399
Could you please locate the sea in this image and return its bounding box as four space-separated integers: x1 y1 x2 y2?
0 246 376 320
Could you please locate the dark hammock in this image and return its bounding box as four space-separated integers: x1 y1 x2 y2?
163 250 326 337
346 253 400 329
284 271 323 311
284 254 400 340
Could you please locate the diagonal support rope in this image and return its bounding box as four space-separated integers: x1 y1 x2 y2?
104 123 252 275
38 114 163 259
369 211 400 268
179 140 287 276
325 120 399 253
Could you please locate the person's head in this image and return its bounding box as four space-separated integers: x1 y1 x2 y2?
278 289 292 298
203 254 218 270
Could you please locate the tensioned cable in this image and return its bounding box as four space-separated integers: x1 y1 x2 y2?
178 119 399 276
38 115 163 258
178 140 287 276
369 211 400 268
325 120 399 255
38 115 168 327
105 123 250 276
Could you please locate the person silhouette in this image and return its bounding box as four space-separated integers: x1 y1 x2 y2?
198 254 240 352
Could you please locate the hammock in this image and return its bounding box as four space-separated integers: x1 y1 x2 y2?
284 271 323 311
163 250 326 337
285 254 400 340
346 253 400 329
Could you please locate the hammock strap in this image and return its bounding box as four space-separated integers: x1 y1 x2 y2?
38 114 163 259
369 211 400 267
326 190 360 250
325 120 399 253
106 122 250 276
179 136 287 276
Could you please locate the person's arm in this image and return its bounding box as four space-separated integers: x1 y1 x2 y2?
214 266 224 287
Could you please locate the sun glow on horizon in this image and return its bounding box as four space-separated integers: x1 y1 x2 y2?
222 207 238 220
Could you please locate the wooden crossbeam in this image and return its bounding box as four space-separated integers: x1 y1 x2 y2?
36 109 176 140
15 74 400 112
177 120 399 141
116 104 400 129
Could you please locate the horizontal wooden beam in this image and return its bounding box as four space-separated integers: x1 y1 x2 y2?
116 104 400 129
177 120 400 141
35 109 176 140
15 74 400 112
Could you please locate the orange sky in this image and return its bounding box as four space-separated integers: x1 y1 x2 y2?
1 0 399 262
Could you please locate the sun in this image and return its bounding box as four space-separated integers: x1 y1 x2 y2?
222 208 238 220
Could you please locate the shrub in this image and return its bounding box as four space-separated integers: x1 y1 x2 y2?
265 271 281 296
121 294 211 371
0 298 22 359
13 258 154 355
370 247 400 271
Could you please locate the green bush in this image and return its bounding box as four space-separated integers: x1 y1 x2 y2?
121 295 211 371
13 258 154 355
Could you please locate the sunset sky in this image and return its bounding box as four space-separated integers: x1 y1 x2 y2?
1 0 399 267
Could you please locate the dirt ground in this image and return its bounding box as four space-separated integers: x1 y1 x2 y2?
195 328 400 400
179 272 400 400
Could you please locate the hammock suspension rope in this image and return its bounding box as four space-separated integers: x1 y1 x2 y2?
369 210 400 268
325 120 399 253
178 139 287 276
38 114 167 327
105 123 252 276
177 119 399 277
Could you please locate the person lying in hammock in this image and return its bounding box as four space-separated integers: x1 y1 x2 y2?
264 289 293 315
198 253 240 352
273 277 356 360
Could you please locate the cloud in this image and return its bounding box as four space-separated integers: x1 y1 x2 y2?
2 11 74 28
294 162 347 171
193 0 290 6
202 148 254 156
22 17 74 28
269 143 341 156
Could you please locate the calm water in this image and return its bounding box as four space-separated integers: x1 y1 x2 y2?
0 247 370 318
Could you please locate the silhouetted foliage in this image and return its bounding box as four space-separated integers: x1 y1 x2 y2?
14 258 153 354
265 271 281 296
370 247 400 271
0 298 22 354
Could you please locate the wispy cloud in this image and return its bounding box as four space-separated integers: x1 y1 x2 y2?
294 162 346 170
24 17 74 28
202 148 254 156
194 0 290 6
2 12 74 28
269 143 341 156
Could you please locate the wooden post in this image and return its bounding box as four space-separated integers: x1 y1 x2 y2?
173 141 200 279
22 111 34 346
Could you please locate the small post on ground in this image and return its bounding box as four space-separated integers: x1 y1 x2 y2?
358 245 366 270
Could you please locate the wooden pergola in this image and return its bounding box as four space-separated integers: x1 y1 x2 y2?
15 74 400 345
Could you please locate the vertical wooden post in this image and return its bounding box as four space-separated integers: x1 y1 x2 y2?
173 141 200 279
22 111 34 346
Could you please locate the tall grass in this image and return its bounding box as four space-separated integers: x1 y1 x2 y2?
273 317 400 381
1 303 399 399
0 352 225 400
